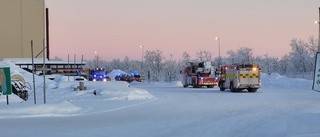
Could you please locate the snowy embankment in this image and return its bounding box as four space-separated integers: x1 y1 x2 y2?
261 73 319 137
0 61 154 117
261 73 312 90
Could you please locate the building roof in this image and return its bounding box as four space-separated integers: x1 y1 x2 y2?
4 58 86 65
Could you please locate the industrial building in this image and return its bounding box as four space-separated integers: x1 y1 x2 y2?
0 0 86 75
0 0 49 60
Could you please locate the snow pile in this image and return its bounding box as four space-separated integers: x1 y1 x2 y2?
0 61 155 118
107 69 128 79
261 73 312 89
0 101 81 118
98 82 154 100
54 74 88 82
0 93 24 103
4 60 58 89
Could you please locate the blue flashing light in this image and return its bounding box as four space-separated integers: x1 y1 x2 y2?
131 73 134 76
100 75 103 78
93 74 97 78
200 77 204 80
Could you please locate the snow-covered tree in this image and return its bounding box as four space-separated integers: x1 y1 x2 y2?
82 36 318 81
109 59 121 70
91 54 103 68
182 51 191 64
84 54 105 69
226 50 236 64
196 50 204 61
288 38 313 74
278 54 292 75
144 49 165 81
255 54 279 75
196 50 212 62
307 36 318 58
122 56 131 72
51 56 63 61
225 47 254 64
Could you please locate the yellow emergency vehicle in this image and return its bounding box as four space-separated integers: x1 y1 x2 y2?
218 64 261 92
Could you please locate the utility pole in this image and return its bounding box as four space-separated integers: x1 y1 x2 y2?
318 7 320 51
215 37 221 66
31 40 36 104
43 39 46 104
140 46 144 77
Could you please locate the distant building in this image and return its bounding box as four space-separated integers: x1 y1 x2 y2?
4 58 86 76
0 0 49 61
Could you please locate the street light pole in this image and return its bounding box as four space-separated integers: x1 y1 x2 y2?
140 46 144 76
215 37 221 66
318 7 320 51
169 54 172 83
94 51 98 68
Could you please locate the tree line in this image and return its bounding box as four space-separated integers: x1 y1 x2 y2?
54 36 317 81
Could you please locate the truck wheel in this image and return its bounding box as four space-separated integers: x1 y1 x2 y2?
183 84 188 88
248 88 257 92
192 80 198 88
219 82 225 91
207 85 214 88
230 83 236 92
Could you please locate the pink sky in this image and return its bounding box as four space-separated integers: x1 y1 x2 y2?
45 0 319 61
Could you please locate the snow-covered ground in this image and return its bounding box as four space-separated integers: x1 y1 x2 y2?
0 61 320 137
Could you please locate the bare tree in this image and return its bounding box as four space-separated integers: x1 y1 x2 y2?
144 49 165 81
52 56 63 61
122 56 131 72
255 54 279 75
196 50 204 61
225 47 253 64
110 59 121 70
182 51 191 64
226 50 236 64
92 54 103 68
288 38 314 74
203 51 213 61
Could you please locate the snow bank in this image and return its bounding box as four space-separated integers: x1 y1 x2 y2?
261 73 312 89
4 60 58 89
71 81 154 100
0 93 23 103
0 61 155 118
0 101 81 118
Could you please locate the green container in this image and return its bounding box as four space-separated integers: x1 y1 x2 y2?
0 67 12 95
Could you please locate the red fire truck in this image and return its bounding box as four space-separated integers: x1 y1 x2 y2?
181 61 218 88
